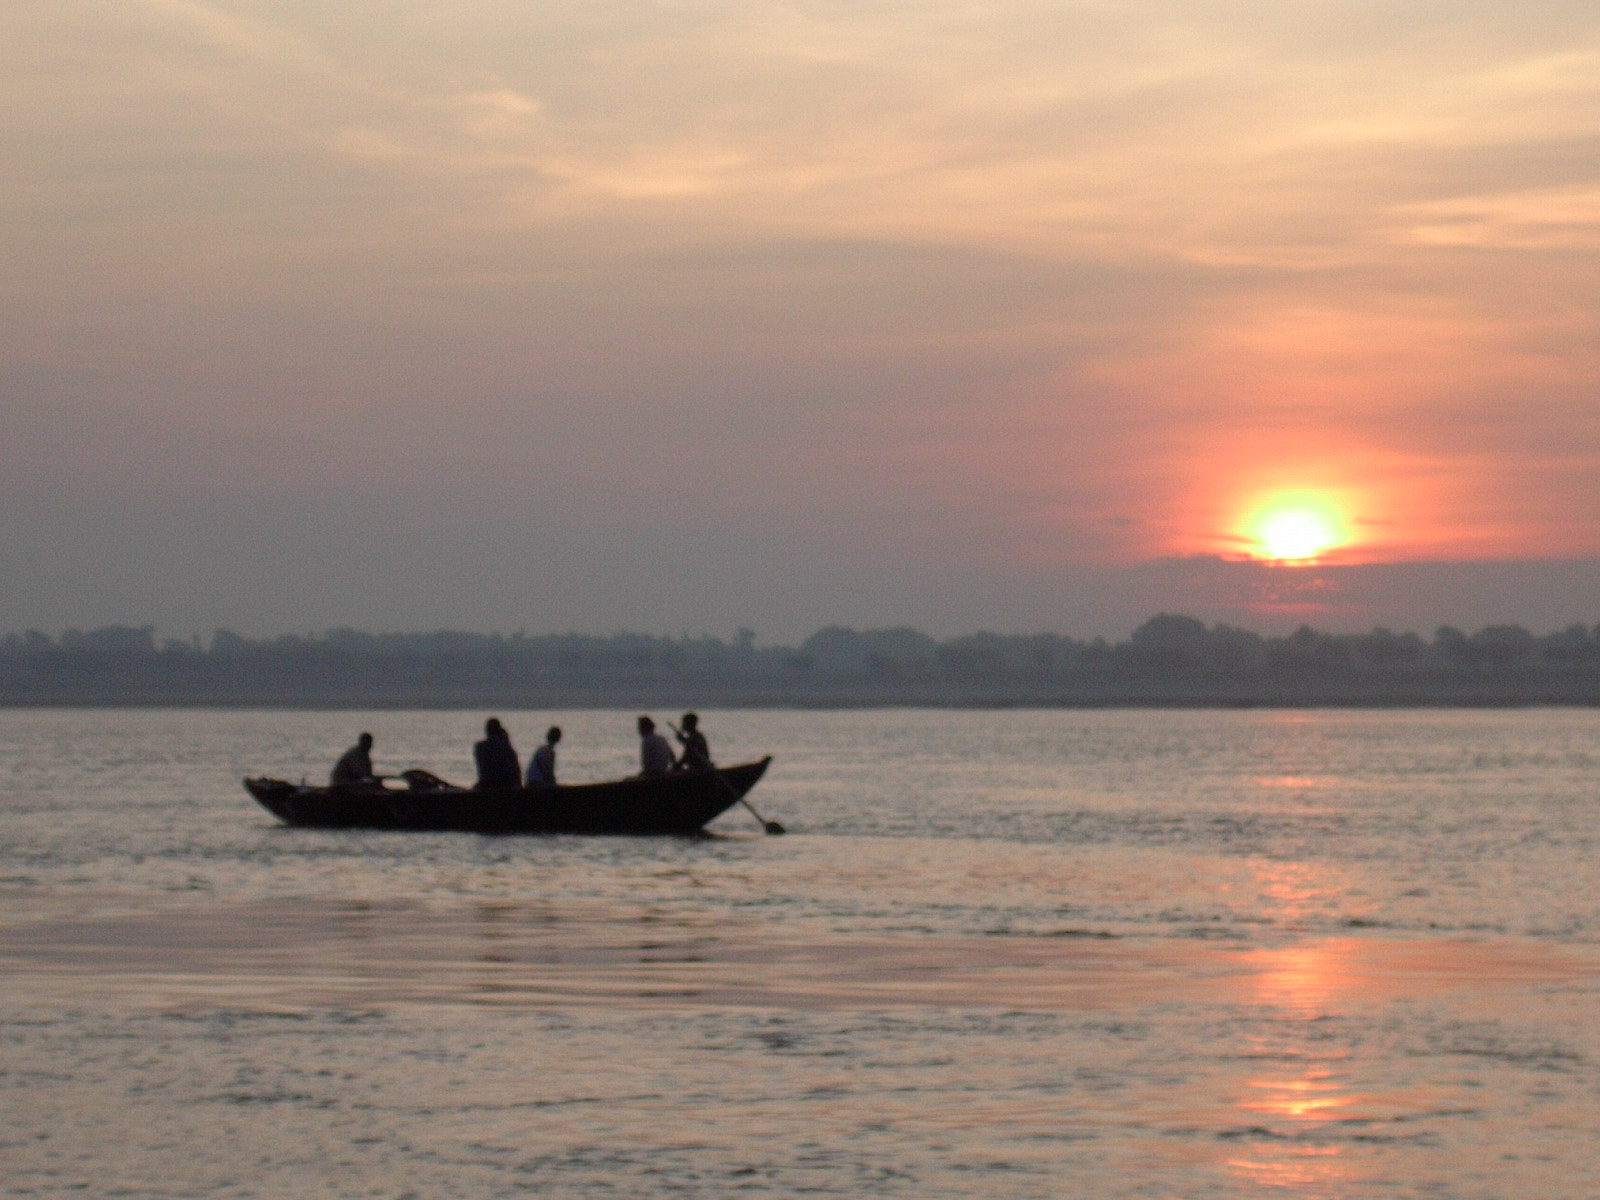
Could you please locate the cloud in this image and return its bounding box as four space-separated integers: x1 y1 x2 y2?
3 0 1600 633
1388 183 1600 249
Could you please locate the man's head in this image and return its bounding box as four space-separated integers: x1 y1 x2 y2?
637 716 655 734
485 717 504 737
358 732 373 749
681 712 699 730
546 726 562 744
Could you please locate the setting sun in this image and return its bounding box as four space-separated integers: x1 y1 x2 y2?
1246 495 1348 561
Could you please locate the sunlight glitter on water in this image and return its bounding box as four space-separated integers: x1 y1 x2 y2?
4 707 1600 1197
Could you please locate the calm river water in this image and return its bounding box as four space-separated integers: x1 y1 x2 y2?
3 707 1599 1197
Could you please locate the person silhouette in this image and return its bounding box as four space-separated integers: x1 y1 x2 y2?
525 726 562 787
673 712 712 772
636 716 674 777
473 718 521 788
330 732 378 787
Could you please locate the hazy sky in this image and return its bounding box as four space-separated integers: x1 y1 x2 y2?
4 0 1600 640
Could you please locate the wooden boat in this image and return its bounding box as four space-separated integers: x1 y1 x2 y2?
244 757 773 835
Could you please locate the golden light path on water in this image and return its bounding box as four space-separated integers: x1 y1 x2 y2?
6 709 1600 1197
4 894 1595 1197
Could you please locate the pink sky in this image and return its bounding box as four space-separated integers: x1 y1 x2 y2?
3 0 1599 638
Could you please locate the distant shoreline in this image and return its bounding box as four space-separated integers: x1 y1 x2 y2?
7 616 1600 710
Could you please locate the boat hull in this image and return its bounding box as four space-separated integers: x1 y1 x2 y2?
244 757 772 835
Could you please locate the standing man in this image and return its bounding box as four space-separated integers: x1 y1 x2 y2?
636 716 675 777
525 726 562 787
330 732 378 788
673 712 713 772
473 718 522 789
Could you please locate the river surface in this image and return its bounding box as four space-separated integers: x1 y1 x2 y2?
3 707 1599 1197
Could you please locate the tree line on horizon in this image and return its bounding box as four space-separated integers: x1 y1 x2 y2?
3 615 1600 703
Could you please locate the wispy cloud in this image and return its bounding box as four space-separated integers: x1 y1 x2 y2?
3 0 1600 633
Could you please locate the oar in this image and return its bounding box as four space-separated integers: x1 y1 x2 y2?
671 722 784 835
724 773 785 836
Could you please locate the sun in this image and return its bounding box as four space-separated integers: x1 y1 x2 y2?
1245 495 1347 561
1260 509 1336 560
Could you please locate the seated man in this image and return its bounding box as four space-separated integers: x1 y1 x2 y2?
672 712 713 772
525 726 562 787
473 718 522 789
636 715 675 778
330 732 378 788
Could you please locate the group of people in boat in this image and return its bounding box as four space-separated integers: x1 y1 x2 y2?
330 713 715 790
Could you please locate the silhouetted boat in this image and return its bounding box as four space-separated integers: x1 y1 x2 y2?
244 757 773 835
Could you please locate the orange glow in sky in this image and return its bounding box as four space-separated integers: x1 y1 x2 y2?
6 1 1600 638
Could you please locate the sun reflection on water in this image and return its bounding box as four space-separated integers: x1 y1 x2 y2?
1241 1069 1349 1120
1254 775 1320 789
1250 861 1355 932
1225 1145 1350 1193
1224 942 1363 1193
